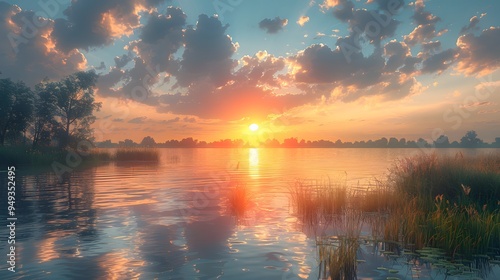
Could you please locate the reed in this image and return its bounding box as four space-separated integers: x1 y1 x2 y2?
388 153 500 208
227 182 249 218
317 210 363 280
113 148 160 162
289 152 500 277
289 179 348 227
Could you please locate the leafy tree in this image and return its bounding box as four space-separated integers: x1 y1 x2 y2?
388 137 399 147
42 71 101 148
31 81 59 147
0 79 34 146
434 135 450 148
179 137 198 147
119 139 137 147
140 136 156 147
460 130 482 148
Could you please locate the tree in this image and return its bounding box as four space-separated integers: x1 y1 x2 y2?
0 79 34 146
388 137 399 147
494 137 500 148
460 130 482 148
434 135 450 148
45 71 101 148
31 82 59 147
119 139 137 147
140 136 156 147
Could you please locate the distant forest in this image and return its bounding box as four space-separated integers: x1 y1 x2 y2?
98 131 500 148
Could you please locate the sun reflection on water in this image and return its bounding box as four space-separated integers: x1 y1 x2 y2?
248 148 259 178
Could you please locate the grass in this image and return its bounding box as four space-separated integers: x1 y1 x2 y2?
317 210 363 280
0 146 160 167
289 178 348 227
113 148 160 162
385 153 500 257
289 152 500 279
388 153 500 208
227 182 250 219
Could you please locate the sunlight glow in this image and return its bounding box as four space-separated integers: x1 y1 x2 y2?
249 123 259 131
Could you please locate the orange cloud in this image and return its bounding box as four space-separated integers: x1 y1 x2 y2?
297 16 310 26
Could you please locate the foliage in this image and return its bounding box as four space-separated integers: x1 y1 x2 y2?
113 148 160 162
0 78 34 145
44 71 101 148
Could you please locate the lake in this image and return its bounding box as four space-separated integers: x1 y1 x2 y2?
0 148 499 279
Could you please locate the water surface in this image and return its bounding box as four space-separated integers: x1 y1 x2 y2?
0 148 498 279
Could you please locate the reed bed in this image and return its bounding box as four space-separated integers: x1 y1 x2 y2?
113 148 160 162
289 152 500 279
289 179 348 229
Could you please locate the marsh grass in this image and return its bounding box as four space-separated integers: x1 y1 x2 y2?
0 146 114 167
227 182 250 219
317 210 363 280
289 179 348 228
0 146 66 166
360 183 400 213
389 153 500 208
88 149 113 162
385 153 500 257
290 152 500 278
113 148 160 162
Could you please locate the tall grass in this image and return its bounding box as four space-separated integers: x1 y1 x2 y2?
289 152 500 277
317 210 363 280
289 179 348 227
113 148 160 162
227 182 250 219
383 152 500 257
0 146 113 167
388 153 500 208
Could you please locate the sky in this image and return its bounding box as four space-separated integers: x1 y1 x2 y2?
1 0 500 143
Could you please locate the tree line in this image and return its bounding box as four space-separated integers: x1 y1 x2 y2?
97 131 500 148
0 71 100 148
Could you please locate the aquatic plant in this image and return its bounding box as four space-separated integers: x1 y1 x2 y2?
113 148 160 162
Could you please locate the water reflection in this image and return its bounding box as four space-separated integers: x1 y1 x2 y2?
248 148 259 178
0 148 498 279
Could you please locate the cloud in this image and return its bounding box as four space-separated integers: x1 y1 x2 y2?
329 0 402 47
128 117 148 123
162 117 180 124
176 14 237 87
320 0 343 9
297 16 310 26
95 61 106 70
291 39 423 102
98 7 185 99
421 41 441 53
114 54 132 68
384 40 411 72
420 48 457 74
183 117 196 123
456 27 500 76
404 0 446 46
259 17 288 34
460 16 480 34
0 2 86 86
128 7 185 71
51 0 166 52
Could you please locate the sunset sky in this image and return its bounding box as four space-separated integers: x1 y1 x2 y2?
1 0 499 143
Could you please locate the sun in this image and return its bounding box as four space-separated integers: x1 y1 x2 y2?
249 123 259 131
